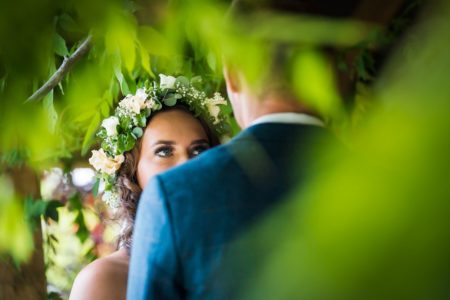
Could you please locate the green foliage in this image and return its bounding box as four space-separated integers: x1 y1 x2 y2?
81 113 101 156
228 2 450 299
91 178 100 197
292 48 343 120
68 194 90 244
53 33 70 57
0 175 33 263
0 0 439 298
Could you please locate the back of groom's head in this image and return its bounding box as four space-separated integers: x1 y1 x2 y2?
223 0 405 128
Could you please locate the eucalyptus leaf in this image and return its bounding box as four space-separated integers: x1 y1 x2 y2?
153 100 163 110
176 76 190 87
132 127 144 138
163 95 177 106
190 76 202 88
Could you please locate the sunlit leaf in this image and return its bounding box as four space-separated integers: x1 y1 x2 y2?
43 90 57 133
0 175 33 262
292 49 342 118
81 113 100 156
139 43 154 77
138 26 172 57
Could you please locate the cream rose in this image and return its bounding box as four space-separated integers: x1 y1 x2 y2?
89 149 124 175
159 74 176 89
118 88 149 114
101 116 120 136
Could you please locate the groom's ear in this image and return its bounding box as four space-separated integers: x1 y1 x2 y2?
223 64 241 93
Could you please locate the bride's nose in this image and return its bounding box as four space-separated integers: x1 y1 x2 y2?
177 151 190 165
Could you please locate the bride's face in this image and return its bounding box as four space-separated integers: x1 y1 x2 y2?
136 108 211 188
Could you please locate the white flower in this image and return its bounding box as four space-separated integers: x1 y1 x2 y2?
119 88 149 114
135 88 148 103
159 74 176 89
101 116 120 136
204 93 227 124
89 149 124 175
146 97 156 110
102 190 120 209
40 168 64 201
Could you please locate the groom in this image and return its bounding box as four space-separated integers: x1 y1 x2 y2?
127 0 399 299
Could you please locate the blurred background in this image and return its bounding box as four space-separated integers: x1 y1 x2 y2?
1 0 449 299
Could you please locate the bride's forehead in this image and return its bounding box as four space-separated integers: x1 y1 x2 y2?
142 110 207 141
147 110 202 129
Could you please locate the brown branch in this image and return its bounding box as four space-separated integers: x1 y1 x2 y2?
26 35 93 103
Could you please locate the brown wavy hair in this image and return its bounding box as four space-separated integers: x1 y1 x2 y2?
115 105 220 254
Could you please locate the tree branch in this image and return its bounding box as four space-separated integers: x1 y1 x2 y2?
26 35 93 103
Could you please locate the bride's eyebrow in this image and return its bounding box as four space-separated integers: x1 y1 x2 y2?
190 139 209 145
151 140 175 147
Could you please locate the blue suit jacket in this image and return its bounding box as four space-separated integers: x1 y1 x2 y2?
127 123 333 299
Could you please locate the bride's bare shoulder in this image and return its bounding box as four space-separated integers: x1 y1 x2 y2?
69 249 129 300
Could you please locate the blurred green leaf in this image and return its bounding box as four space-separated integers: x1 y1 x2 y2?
58 14 79 34
44 200 64 222
53 33 69 57
175 76 190 87
81 113 100 156
292 49 342 118
115 68 130 96
68 194 82 211
138 26 172 57
139 43 154 77
100 101 110 118
0 175 33 262
74 211 89 243
43 90 57 133
92 178 100 197
104 8 137 73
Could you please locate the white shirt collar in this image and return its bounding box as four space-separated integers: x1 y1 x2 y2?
250 112 325 127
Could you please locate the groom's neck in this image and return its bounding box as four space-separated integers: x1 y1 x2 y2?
241 95 321 128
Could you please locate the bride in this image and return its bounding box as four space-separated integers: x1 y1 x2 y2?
69 74 228 300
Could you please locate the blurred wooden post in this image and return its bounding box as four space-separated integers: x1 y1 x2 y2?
0 165 47 300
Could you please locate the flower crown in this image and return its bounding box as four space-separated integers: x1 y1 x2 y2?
89 74 229 208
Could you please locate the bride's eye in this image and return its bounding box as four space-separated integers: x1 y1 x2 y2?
154 146 174 158
189 144 210 158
